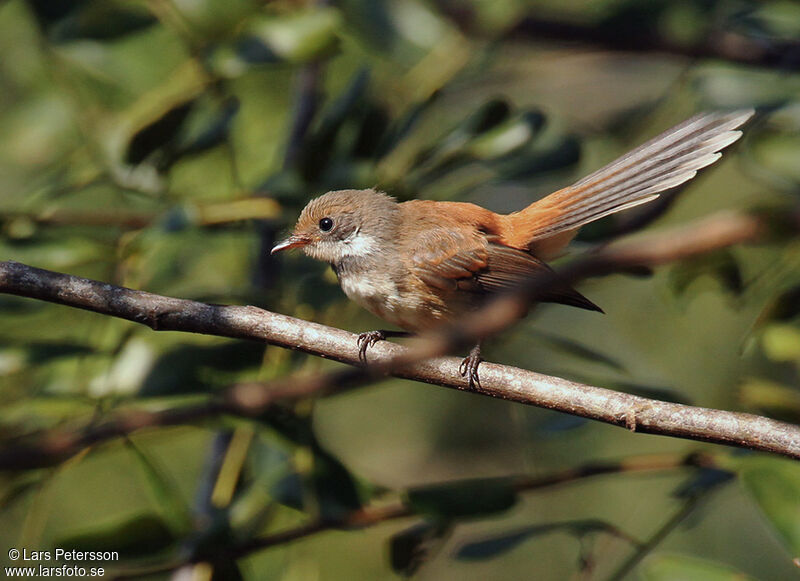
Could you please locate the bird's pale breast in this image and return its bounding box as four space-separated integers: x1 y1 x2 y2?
337 269 446 331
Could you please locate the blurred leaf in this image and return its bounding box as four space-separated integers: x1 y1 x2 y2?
89 338 156 398
751 130 800 187
312 448 364 519
390 520 451 576
175 96 240 158
641 553 755 581
298 68 371 182
270 472 304 511
261 407 363 518
673 468 734 499
351 104 391 159
466 111 544 160
43 1 156 42
530 330 625 371
170 0 257 40
760 323 800 362
230 438 290 535
670 250 744 296
407 478 517 518
374 90 440 158
126 440 192 535
737 456 800 554
244 7 342 64
208 558 244 581
58 512 176 558
755 284 800 324
125 100 195 166
490 133 581 180
455 520 624 561
1 342 93 365
140 342 264 397
739 377 800 421
423 98 513 161
747 1 800 43
0 472 45 508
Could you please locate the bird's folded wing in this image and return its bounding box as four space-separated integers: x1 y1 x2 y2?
407 231 601 310
407 228 489 292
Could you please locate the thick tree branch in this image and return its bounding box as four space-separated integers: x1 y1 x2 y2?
1 209 799 466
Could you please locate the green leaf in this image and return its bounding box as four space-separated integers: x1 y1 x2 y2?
641 553 755 581
739 377 800 421
466 112 543 160
57 512 176 559
390 521 451 576
737 456 800 554
312 449 364 519
47 1 157 42
245 7 342 64
125 100 195 166
760 324 800 362
260 407 364 518
406 478 517 518
530 330 625 371
757 285 800 323
670 250 743 296
455 520 618 561
139 342 264 397
126 440 192 535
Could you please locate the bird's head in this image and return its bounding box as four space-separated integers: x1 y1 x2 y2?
271 189 399 265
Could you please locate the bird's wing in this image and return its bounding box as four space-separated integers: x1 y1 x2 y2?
501 109 755 255
405 226 600 311
406 226 490 293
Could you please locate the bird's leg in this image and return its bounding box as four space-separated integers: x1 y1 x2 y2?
357 330 411 363
459 341 483 389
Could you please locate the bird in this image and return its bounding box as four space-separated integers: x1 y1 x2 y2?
272 109 755 387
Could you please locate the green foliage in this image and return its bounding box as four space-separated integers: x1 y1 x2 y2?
1 0 799 579
736 456 800 554
641 553 755 581
407 478 518 518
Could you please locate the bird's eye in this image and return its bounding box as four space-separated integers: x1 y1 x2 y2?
319 217 333 232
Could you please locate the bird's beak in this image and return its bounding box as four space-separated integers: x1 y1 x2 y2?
271 234 309 254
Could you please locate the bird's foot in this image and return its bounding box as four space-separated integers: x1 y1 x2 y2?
357 330 410 364
459 343 483 389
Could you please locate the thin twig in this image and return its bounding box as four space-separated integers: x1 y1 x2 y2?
435 5 800 71
111 451 709 578
604 497 700 581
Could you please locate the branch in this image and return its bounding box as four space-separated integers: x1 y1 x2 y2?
436 4 800 71
512 16 800 70
113 452 709 577
1 209 800 467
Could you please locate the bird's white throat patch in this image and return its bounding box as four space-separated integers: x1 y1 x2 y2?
340 229 377 258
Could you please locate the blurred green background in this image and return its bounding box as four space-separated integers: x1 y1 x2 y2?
1 0 800 579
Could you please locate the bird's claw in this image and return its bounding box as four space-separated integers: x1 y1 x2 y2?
357 330 386 363
459 345 483 389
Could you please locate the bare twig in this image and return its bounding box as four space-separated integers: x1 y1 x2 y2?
510 15 800 71
1 209 799 467
604 497 701 581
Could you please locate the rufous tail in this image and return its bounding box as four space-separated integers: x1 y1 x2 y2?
500 109 755 256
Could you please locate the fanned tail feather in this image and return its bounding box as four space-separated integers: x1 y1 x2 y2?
500 109 755 252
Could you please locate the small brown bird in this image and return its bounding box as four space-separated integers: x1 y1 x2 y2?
273 110 754 385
